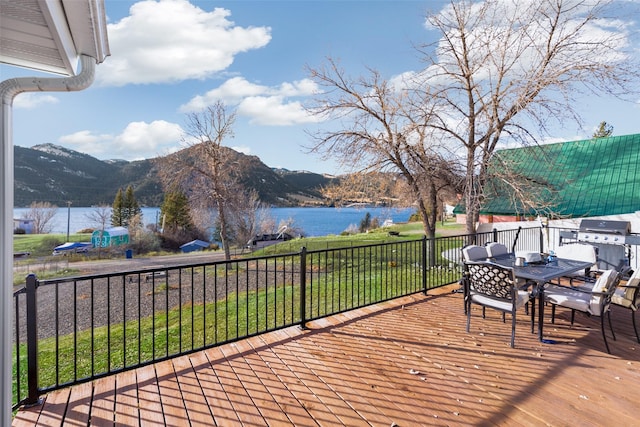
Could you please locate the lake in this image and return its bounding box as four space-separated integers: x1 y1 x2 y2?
13 206 414 237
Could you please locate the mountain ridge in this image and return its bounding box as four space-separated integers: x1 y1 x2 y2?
14 143 334 208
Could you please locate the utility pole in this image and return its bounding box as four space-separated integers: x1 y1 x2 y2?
66 201 72 242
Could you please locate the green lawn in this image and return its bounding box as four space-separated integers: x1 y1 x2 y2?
13 233 91 257
12 222 466 406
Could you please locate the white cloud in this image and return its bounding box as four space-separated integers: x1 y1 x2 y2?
238 96 319 126
180 76 321 125
59 120 183 160
13 93 59 109
97 0 271 86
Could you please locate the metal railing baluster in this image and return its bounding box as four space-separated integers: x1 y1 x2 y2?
13 227 557 408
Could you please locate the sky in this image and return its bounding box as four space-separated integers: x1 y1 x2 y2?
2 0 640 175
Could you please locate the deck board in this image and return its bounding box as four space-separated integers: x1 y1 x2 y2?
135 363 165 426
13 287 640 426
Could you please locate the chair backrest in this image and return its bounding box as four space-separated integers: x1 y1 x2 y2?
620 268 640 304
588 269 619 315
466 262 515 300
486 242 509 258
462 245 488 262
554 243 598 274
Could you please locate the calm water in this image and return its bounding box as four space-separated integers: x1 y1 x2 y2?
13 206 414 237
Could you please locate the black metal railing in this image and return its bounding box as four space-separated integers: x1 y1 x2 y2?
12 228 542 408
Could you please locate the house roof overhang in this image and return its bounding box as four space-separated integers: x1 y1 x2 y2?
0 0 110 76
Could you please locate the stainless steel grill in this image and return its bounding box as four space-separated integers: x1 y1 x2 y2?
575 219 638 271
577 219 632 244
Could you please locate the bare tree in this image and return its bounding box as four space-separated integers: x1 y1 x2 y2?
85 205 111 231
415 0 638 232
85 205 111 257
227 189 274 248
306 58 461 238
157 101 240 260
25 202 58 234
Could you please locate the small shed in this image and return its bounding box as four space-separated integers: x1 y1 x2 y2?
13 218 34 234
180 239 210 253
91 226 129 248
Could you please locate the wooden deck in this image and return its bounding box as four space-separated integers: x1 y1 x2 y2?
13 285 640 426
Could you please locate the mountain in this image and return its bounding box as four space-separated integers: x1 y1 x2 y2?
14 144 334 207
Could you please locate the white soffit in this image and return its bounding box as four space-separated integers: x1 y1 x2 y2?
0 0 109 76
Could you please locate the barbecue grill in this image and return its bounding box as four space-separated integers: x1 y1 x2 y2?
577 219 631 244
568 219 640 271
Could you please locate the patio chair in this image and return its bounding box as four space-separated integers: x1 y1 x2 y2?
465 262 534 348
553 243 599 284
460 245 490 313
462 245 489 262
486 242 535 309
611 268 640 343
485 242 509 258
545 269 619 353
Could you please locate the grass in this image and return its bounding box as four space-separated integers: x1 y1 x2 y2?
13 233 91 257
253 220 463 256
12 233 464 406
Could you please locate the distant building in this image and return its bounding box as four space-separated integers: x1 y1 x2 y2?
13 218 34 234
180 240 210 253
91 226 129 248
248 231 294 250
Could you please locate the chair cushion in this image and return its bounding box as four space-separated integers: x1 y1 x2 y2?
592 269 615 293
463 245 488 262
622 269 640 301
589 269 617 314
554 243 598 276
486 242 509 257
612 288 635 309
545 285 591 313
471 290 530 312
546 270 617 315
612 268 640 309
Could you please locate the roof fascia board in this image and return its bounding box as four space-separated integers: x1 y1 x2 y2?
38 0 78 76
62 0 110 64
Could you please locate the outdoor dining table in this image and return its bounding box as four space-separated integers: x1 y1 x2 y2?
490 255 594 341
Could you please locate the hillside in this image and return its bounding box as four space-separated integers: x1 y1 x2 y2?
14 144 334 207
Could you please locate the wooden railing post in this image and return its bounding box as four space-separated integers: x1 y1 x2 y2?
25 274 41 406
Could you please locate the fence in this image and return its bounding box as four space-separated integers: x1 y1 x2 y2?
12 227 543 408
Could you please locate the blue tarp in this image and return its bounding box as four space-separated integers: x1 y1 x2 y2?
54 242 92 251
53 242 92 255
180 239 210 253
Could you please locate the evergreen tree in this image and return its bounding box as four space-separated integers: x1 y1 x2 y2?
111 186 142 227
160 191 194 232
111 188 125 227
124 185 142 225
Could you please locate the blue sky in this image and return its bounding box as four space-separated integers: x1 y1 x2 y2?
3 0 640 174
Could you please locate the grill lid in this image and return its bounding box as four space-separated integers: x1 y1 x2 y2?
579 219 630 235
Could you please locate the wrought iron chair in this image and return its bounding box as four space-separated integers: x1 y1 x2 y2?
460 245 489 313
545 269 620 353
611 268 640 343
485 242 509 258
465 261 534 348
553 243 599 284
462 245 489 262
